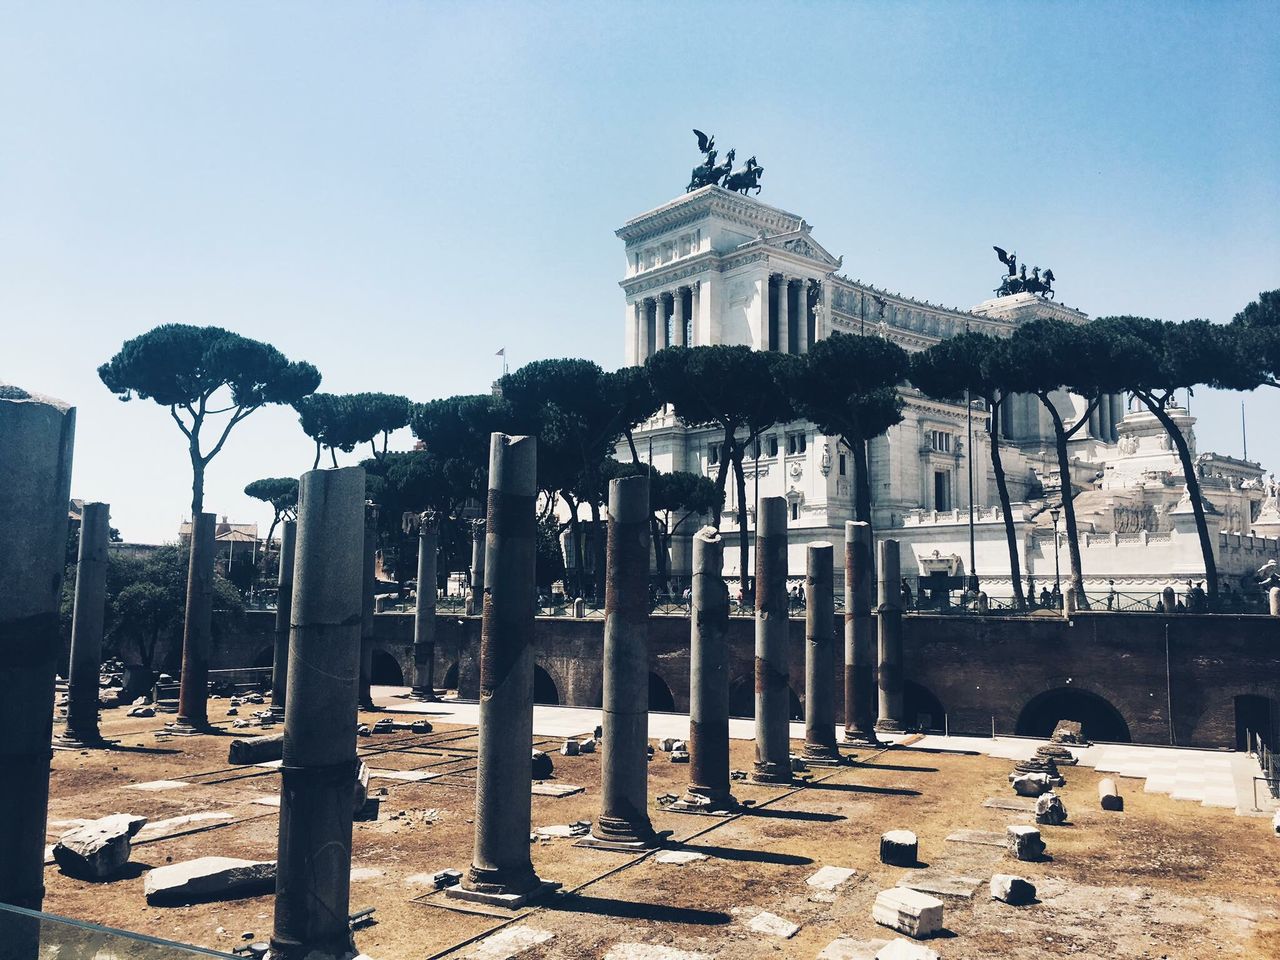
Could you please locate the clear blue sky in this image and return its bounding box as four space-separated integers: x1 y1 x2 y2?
2 1 1276 543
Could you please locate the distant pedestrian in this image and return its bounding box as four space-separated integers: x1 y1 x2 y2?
901 578 913 610
1106 579 1117 611
1039 587 1052 607
1191 581 1207 611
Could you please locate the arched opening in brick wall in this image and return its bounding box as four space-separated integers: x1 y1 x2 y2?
371 650 404 686
533 665 560 706
1016 687 1131 743
903 681 946 732
253 647 274 668
442 662 458 691
648 673 676 713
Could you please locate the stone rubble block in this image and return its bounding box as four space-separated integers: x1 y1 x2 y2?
144 856 276 905
1273 810 1280 835
1035 792 1068 826
669 750 690 763
1011 772 1054 797
990 873 1037 905
1006 825 1046 862
53 814 147 879
578 737 597 753
806 865 857 890
872 887 944 938
875 939 941 960
746 911 800 939
560 740 579 757
1098 778 1124 811
531 749 554 780
879 830 918 867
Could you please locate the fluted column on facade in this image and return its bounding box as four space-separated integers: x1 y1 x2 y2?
672 287 687 348
690 282 701 347
777 276 791 353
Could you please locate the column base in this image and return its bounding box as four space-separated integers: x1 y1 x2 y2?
408 688 437 702
163 720 210 737
446 880 559 910
52 730 112 750
666 787 739 816
750 760 793 785
874 718 905 734
583 814 659 850
843 729 882 747
269 704 285 721
801 742 848 766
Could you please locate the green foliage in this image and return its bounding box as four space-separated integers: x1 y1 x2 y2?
98 324 320 514
645 345 795 445
244 477 298 517
293 392 412 466
785 333 908 445
411 393 513 508
62 544 243 672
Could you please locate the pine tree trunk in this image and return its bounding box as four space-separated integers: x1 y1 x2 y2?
1144 396 1220 597
1039 394 1086 604
851 437 872 525
989 401 1026 608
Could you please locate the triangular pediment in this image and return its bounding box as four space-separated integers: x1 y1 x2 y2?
755 228 842 268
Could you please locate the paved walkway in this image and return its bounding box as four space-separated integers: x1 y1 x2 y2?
375 687 1278 820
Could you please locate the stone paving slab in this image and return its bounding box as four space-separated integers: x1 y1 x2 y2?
603 944 713 960
746 910 800 938
531 782 585 797
124 779 190 791
806 865 857 890
946 829 1007 847
367 768 441 782
459 926 554 959
982 797 1036 812
816 938 891 960
654 850 707 865
896 872 984 899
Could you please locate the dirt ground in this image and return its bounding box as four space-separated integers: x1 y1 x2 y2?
41 694 1280 959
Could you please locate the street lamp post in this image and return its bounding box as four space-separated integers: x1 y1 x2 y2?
1049 505 1062 605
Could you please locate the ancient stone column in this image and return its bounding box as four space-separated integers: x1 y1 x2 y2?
271 466 365 960
455 434 549 905
411 513 438 699
1270 587 1280 617
674 527 735 811
270 520 297 720
60 501 110 746
359 503 378 710
173 511 216 733
844 521 879 745
798 280 810 355
0 386 74 913
467 519 486 615
875 538 905 734
590 476 657 848
803 541 841 763
753 497 792 784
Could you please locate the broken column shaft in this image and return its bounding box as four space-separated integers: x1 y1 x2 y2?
875 538 905 733
0 386 74 912
61 501 110 746
270 520 297 719
411 514 438 699
844 521 879 745
753 497 791 784
174 511 216 732
591 476 657 848
271 466 365 960
359 503 378 710
677 526 736 810
803 541 841 762
459 434 547 902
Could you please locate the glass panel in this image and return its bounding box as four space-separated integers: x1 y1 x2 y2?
0 902 236 959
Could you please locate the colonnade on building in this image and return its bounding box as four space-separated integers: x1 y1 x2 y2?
629 272 824 365
767 273 818 355
632 283 699 364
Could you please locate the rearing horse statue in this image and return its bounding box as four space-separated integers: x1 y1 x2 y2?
723 156 764 195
